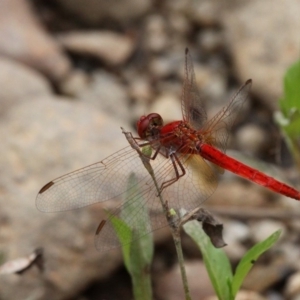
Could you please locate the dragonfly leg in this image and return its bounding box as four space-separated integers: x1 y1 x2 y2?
123 126 186 193
159 152 186 192
122 127 164 160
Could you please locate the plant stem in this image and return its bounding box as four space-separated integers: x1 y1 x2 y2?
171 226 192 300
132 267 152 300
289 137 300 171
147 163 192 300
122 128 192 300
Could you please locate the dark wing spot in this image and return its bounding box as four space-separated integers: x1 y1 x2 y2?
39 181 55 194
96 220 106 235
190 107 204 124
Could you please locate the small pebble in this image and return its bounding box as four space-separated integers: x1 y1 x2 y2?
250 220 285 244
235 124 269 156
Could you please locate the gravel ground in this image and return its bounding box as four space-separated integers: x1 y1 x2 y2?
0 0 299 299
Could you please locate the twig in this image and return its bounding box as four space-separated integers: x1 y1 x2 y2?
122 127 192 300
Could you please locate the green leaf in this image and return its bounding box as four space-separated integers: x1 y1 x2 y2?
280 60 300 116
121 173 153 266
111 172 154 300
275 59 300 169
231 229 281 296
130 230 153 300
109 214 132 270
183 220 233 300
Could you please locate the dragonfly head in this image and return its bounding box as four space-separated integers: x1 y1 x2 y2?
137 113 164 139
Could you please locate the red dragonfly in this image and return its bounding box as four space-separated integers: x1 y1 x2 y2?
37 49 300 251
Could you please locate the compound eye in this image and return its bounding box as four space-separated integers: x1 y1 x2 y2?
147 113 163 126
137 113 163 138
137 116 150 138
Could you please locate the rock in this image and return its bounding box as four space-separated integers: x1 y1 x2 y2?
53 0 152 25
242 263 289 293
77 71 130 123
285 272 300 299
205 289 267 300
169 12 191 37
222 0 300 110
194 65 227 106
128 75 152 103
187 0 223 27
57 31 135 65
154 261 215 300
144 15 169 53
149 93 182 122
149 55 181 79
208 178 267 207
0 95 131 187
196 29 224 54
0 95 131 299
250 220 285 244
0 0 71 82
0 90 188 298
221 221 250 261
235 124 270 157
223 241 247 263
223 220 250 244
59 69 90 97
0 57 52 114
279 242 300 270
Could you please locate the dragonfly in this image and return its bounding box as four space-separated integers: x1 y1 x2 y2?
36 48 300 252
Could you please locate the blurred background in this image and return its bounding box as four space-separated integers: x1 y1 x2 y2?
0 0 299 299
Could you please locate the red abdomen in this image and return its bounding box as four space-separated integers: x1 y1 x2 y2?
200 143 300 200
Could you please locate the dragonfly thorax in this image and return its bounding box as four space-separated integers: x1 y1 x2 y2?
159 120 205 154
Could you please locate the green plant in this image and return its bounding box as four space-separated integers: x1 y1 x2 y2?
275 59 300 169
110 173 153 300
111 129 282 300
184 221 281 300
111 128 196 299
112 188 281 300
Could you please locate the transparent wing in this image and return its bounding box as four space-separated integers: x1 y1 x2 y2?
36 145 153 212
94 152 219 252
181 48 207 129
36 50 249 252
37 137 219 251
201 79 252 153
